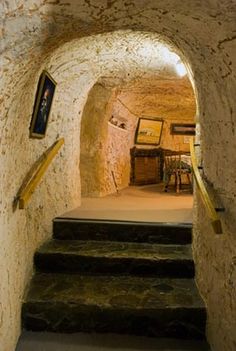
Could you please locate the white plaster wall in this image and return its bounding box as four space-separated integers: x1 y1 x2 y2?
1 1 236 351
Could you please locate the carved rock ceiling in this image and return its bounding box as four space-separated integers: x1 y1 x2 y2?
115 77 196 122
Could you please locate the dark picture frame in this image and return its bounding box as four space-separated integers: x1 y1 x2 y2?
135 117 164 146
29 70 57 138
170 123 196 135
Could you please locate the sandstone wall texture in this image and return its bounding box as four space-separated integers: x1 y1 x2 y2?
105 123 131 193
1 1 236 351
81 78 195 197
115 78 196 153
80 83 116 197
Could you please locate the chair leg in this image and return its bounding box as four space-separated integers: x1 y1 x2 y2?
179 172 182 189
164 176 170 192
164 174 172 192
187 173 193 192
187 173 191 185
176 172 180 193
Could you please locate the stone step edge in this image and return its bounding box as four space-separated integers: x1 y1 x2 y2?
23 300 205 311
23 274 204 307
53 218 192 244
35 251 193 261
36 240 193 256
54 217 193 228
22 300 206 340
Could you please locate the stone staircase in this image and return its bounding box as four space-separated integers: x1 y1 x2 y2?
22 219 207 340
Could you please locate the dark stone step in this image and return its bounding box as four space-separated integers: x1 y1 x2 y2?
22 273 206 339
35 240 194 278
17 332 211 351
53 219 192 244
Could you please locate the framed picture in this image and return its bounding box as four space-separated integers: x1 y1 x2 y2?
170 123 196 135
135 117 163 145
29 70 57 138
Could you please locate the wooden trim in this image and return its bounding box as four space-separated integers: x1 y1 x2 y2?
190 138 222 234
170 123 196 135
18 138 64 209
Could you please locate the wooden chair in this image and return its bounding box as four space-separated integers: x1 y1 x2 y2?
163 152 192 193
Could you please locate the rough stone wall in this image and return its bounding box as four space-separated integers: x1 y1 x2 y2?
105 78 195 194
105 123 131 192
1 1 236 351
81 77 195 197
0 29 189 351
80 47 185 197
160 120 193 152
115 78 196 152
105 95 137 193
80 83 117 197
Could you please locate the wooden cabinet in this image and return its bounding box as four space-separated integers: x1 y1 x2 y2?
130 147 163 185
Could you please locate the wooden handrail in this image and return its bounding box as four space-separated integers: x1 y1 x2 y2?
17 138 64 209
190 138 223 234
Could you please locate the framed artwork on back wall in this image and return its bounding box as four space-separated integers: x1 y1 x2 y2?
170 123 196 135
135 117 164 146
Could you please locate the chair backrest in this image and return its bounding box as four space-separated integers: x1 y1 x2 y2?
164 153 182 174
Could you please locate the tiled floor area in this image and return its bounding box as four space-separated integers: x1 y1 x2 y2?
61 184 193 223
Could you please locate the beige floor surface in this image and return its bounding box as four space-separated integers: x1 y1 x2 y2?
61 184 193 223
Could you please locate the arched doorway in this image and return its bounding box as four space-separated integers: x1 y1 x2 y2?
79 32 197 202
80 76 196 200
75 32 196 224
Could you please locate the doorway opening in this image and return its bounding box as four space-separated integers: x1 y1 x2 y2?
65 33 196 223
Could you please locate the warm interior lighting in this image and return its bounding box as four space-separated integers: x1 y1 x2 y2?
136 41 187 78
176 62 187 77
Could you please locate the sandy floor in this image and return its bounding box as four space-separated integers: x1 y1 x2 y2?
61 184 193 223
